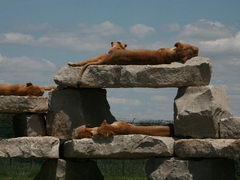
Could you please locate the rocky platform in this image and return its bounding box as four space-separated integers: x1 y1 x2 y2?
54 57 212 88
0 96 48 113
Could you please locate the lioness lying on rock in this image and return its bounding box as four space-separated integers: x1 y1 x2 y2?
72 120 173 139
0 83 56 96
68 42 199 77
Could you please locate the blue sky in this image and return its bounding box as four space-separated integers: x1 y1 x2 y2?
0 0 240 120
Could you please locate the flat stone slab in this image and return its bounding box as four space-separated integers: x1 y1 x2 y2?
64 135 174 159
0 137 59 158
0 96 48 113
175 139 240 159
54 57 212 88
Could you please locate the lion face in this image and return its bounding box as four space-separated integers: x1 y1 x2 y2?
175 42 199 62
25 83 44 96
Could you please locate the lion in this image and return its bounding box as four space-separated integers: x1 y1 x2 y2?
0 83 57 96
68 42 199 78
68 41 127 67
72 120 173 139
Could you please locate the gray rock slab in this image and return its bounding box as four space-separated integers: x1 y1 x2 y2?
0 96 48 113
175 139 240 159
12 114 47 137
64 135 174 159
220 117 240 138
145 157 235 180
0 137 59 158
46 88 116 139
174 85 232 138
54 57 212 88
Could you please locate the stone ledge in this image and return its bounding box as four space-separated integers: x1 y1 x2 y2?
54 57 212 88
0 137 59 158
64 135 174 159
175 139 240 159
0 96 48 113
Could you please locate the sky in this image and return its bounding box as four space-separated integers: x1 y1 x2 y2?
0 0 240 121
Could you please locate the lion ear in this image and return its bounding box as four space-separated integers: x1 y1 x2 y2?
26 82 33 87
124 44 127 48
111 42 114 47
174 42 182 48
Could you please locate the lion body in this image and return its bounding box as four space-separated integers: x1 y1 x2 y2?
68 42 199 77
72 120 172 139
0 83 56 96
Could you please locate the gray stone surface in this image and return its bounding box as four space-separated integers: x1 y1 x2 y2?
34 159 104 180
175 139 240 159
64 135 174 158
145 157 235 180
174 85 232 138
0 137 59 158
220 117 240 138
12 114 46 137
0 96 48 113
54 57 212 88
46 88 116 139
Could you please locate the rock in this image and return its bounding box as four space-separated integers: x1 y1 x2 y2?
64 135 174 158
220 117 240 138
46 88 116 139
34 159 103 180
175 139 240 159
174 85 232 138
12 114 46 137
145 157 235 180
0 137 59 158
34 159 66 180
54 57 212 88
0 96 48 113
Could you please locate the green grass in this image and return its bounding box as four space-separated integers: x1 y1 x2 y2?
0 159 42 180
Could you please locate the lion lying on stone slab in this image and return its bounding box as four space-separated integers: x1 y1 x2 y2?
72 120 173 139
68 42 198 78
0 83 57 96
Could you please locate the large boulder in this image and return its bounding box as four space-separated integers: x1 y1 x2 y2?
12 114 46 137
175 139 240 159
0 137 59 158
174 86 232 138
219 117 240 138
54 57 212 88
0 96 48 113
46 88 116 139
145 157 235 180
64 135 174 159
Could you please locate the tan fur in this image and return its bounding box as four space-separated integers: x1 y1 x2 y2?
0 83 57 96
68 42 198 78
72 120 173 139
68 41 127 67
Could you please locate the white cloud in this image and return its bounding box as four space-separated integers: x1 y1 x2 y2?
180 19 234 40
168 23 181 32
0 53 56 85
0 21 124 52
77 21 123 36
198 32 240 55
108 97 141 106
0 33 34 44
130 24 155 38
